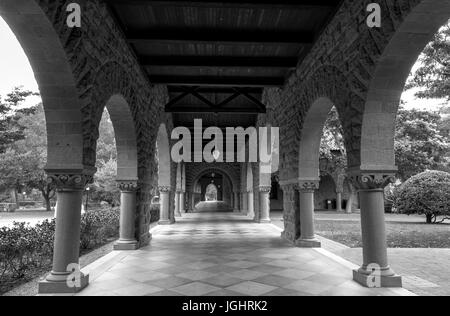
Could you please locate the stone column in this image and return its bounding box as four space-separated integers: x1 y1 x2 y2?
257 186 271 223
247 190 255 220
174 190 181 217
233 192 240 212
242 191 248 215
159 186 173 225
179 191 186 213
39 173 92 294
350 170 402 288
114 181 139 251
336 191 343 212
296 180 321 248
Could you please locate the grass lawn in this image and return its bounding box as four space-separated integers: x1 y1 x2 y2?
315 217 450 248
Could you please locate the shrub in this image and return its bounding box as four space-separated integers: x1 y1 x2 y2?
0 207 120 294
394 170 450 223
150 203 160 223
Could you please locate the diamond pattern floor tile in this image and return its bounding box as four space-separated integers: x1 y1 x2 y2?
76 212 410 296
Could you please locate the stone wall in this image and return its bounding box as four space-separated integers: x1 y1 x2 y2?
262 0 425 242
34 0 170 245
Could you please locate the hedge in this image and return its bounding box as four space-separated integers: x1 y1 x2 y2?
0 208 120 294
394 170 450 223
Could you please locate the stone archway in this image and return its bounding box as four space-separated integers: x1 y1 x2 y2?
191 168 235 210
0 1 85 172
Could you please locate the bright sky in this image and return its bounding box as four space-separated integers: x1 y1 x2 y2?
0 17 448 111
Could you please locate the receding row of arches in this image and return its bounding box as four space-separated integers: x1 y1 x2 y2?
1 0 449 294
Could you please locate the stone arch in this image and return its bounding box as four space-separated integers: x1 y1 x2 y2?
192 169 235 197
156 123 172 188
0 1 84 170
83 61 138 171
298 97 335 180
188 164 240 194
360 0 450 170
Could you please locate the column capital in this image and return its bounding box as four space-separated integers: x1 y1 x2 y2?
259 185 272 193
298 179 320 192
347 167 396 190
117 180 138 192
47 172 94 191
159 186 172 193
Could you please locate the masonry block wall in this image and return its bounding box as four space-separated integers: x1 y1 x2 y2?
35 0 170 246
262 0 423 241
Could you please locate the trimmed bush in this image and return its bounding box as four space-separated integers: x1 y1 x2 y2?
0 208 120 294
394 170 450 223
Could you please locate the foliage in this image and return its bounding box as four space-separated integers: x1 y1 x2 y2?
0 88 39 154
0 208 120 294
91 158 120 206
0 102 55 210
406 20 450 100
96 109 117 166
320 107 347 170
394 108 450 181
393 170 450 223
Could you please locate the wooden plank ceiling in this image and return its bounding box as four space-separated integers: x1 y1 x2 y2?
105 0 342 128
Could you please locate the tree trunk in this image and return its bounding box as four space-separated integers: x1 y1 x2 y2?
426 214 433 224
10 188 20 209
44 195 52 212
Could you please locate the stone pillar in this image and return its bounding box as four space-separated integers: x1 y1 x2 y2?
39 173 92 294
247 191 255 220
159 186 173 225
114 181 138 251
350 170 402 288
257 186 271 223
174 190 181 217
336 191 343 212
242 191 248 215
296 180 321 248
233 192 240 212
179 191 186 213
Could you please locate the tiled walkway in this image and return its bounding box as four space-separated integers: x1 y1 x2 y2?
77 213 412 296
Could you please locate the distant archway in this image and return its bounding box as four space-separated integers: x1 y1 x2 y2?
205 184 218 201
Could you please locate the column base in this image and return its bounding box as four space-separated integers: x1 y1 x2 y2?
159 219 175 225
353 269 402 288
39 273 89 294
256 218 271 224
114 240 139 251
295 238 321 248
175 212 182 218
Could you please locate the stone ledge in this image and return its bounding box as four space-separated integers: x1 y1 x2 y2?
38 274 89 294
295 238 322 248
353 270 403 288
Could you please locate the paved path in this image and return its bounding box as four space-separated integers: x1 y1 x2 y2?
74 213 411 296
0 210 54 228
270 214 450 296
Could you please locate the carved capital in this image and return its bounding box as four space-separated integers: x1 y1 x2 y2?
47 173 94 191
158 186 171 193
259 186 272 193
298 179 319 192
348 168 396 190
117 181 138 192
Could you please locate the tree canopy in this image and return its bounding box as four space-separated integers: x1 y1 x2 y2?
406 19 450 100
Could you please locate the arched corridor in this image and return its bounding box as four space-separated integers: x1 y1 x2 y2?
1 0 449 297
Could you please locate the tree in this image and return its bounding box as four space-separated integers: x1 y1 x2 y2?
0 87 38 154
0 103 55 211
406 19 450 100
394 107 450 181
96 109 117 166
